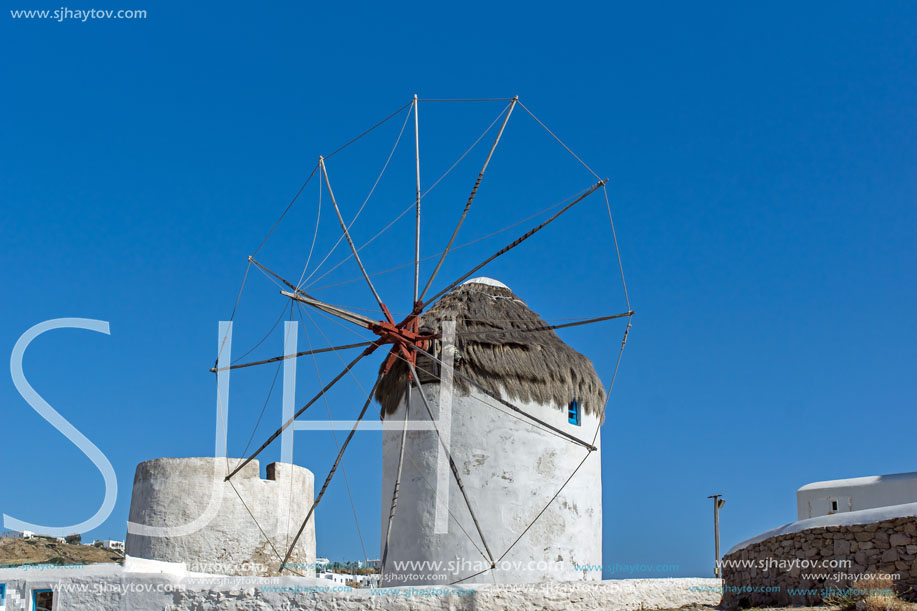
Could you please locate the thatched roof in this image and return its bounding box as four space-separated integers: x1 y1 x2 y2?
376 278 606 419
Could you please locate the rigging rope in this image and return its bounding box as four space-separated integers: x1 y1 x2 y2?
324 101 414 161
421 180 606 309
418 98 515 102
294 165 323 290
234 359 283 470
516 100 601 182
215 352 307 578
297 303 370 565
497 449 593 564
224 342 380 482
320 158 389 318
308 194 573 293
252 162 320 258
221 312 632 373
380 380 410 578
420 97 518 301
230 302 290 365
404 360 495 565
293 304 490 574
298 104 413 290
302 103 512 291
280 375 382 570
405 342 596 451
213 341 374 373
592 318 631 447
304 306 491 564
604 183 631 312
226 478 305 576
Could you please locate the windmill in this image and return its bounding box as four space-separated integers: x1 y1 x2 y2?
215 95 633 585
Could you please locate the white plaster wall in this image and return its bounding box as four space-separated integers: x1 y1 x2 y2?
381 384 602 586
0 565 721 611
796 472 917 520
125 457 315 576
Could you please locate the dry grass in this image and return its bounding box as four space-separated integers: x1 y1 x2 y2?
824 576 913 611
0 537 121 566
856 576 907 611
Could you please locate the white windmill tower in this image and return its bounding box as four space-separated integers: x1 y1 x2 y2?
377 277 609 585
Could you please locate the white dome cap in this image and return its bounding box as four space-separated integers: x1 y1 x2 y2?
461 277 510 290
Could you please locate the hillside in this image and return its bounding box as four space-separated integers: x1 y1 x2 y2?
0 537 122 567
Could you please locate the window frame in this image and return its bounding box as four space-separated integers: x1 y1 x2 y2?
31 588 54 611
568 399 581 426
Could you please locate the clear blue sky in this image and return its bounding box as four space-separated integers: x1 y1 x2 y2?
1 2 914 578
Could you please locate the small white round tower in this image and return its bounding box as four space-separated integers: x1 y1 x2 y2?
125 457 315 576
378 279 604 585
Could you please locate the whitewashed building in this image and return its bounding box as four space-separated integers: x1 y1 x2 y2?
797 471 917 519
101 540 125 553
317 572 349 585
0 560 721 610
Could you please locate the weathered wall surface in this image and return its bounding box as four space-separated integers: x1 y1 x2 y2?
0 564 721 611
125 457 314 576
722 516 917 608
381 384 602 585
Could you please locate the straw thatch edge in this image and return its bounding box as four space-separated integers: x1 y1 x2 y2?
376 282 606 421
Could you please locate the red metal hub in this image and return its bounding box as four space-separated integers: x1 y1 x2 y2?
372 302 434 379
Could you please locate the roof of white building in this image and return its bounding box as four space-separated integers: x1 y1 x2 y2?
727 501 917 555
797 471 917 492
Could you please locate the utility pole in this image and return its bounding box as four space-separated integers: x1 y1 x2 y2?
708 494 725 578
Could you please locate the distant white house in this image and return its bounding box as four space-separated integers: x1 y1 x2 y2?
317 572 349 585
797 471 917 520
107 540 125 553
97 540 125 552
352 573 380 587
313 557 330 577
313 558 380 587
0 530 34 540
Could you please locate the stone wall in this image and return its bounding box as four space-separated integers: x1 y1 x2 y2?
722 516 917 608
125 457 315 576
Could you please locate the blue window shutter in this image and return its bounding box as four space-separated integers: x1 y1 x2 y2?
568 400 580 426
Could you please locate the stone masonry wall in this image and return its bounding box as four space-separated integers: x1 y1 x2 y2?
722 516 917 608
